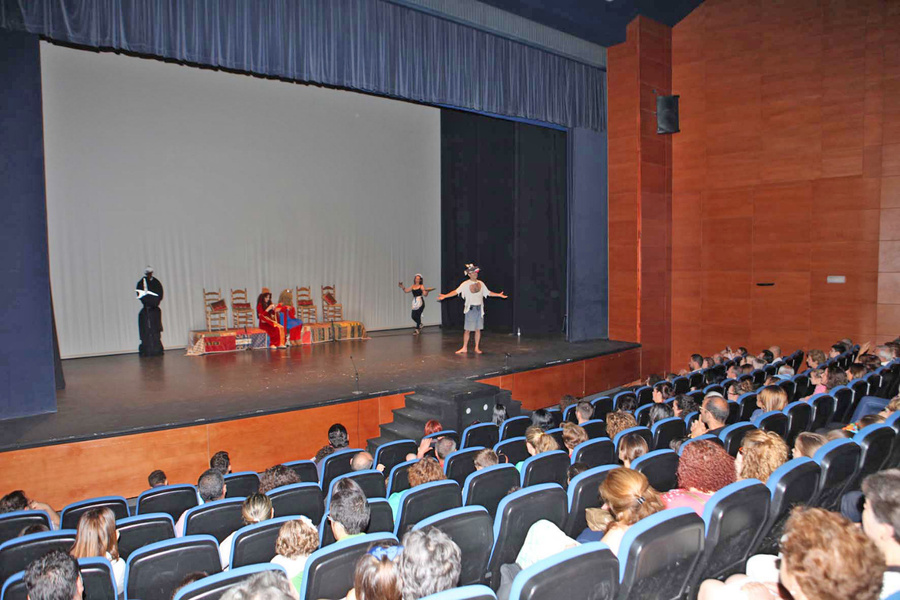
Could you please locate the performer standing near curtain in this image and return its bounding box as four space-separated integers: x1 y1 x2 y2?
257 288 287 349
275 289 304 344
136 266 164 357
437 264 508 354
398 275 435 335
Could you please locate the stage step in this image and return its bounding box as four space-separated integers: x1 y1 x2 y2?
367 379 522 454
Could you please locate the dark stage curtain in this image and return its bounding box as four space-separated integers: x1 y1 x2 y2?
0 0 606 131
440 110 567 335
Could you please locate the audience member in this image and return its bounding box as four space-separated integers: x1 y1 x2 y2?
615 396 638 414
861 470 900 598
434 437 457 468
473 449 499 470
808 367 827 396
346 541 403 600
567 462 588 484
329 478 371 542
19 523 50 537
258 464 301 494
752 385 788 420
0 490 60 529
424 419 443 436
690 394 728 438
826 364 849 390
210 450 232 475
647 403 674 427
219 570 297 600
220 493 273 568
492 403 508 426
574 401 593 425
768 346 782 361
387 457 445 518
661 439 735 514
830 343 847 358
725 384 742 402
516 426 560 472
652 383 673 403
24 550 83 600
847 363 867 381
775 364 794 380
559 394 577 415
172 572 209 599
176 469 226 536
735 430 787 483
351 451 374 471
689 354 703 371
617 432 649 468
606 411 637 440
70 507 125 590
669 436 690 453
826 428 853 441
561 422 587 456
398 527 461 600
759 349 774 364
792 432 826 459
147 469 168 488
806 349 826 370
672 394 698 418
530 409 554 431
314 423 350 468
270 517 318 592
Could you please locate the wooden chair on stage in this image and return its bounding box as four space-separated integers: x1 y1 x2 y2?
204 288 228 331
322 285 343 322
231 288 254 328
296 286 318 324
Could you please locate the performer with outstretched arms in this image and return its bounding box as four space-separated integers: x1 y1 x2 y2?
437 264 508 354
398 274 435 335
135 266 164 356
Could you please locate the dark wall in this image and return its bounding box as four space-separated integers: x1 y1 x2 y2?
0 30 58 419
440 110 567 334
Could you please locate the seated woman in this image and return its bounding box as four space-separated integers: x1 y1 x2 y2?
606 411 638 441
647 403 674 427
0 490 60 529
257 288 286 349
387 457 445 518
220 493 274 569
274 289 303 344
618 432 649 468
271 517 319 592
661 439 735 515
672 394 699 419
792 431 827 459
561 423 588 458
408 419 443 461
515 426 560 472
577 468 664 556
346 540 403 600
751 385 788 421
652 383 673 403
736 430 788 483
70 507 125 591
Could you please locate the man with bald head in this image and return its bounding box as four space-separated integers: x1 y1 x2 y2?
351 451 374 471
690 393 729 438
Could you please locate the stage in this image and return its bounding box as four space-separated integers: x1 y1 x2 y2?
0 329 639 453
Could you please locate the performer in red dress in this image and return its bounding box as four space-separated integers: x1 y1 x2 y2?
275 289 304 344
256 288 286 349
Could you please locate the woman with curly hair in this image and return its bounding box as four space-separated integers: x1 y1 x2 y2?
736 429 788 483
387 457 445 518
270 517 319 591
606 411 637 441
661 439 735 515
584 468 665 556
672 394 699 418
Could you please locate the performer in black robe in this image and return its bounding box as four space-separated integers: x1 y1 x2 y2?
136 266 164 356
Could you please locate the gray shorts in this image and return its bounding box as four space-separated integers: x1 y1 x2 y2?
464 307 484 331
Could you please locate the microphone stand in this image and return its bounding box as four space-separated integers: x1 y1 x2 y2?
350 355 363 395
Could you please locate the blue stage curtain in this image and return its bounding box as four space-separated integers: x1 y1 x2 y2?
0 0 605 131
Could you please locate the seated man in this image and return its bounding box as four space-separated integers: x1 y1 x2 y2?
25 550 83 600
351 451 374 472
176 469 226 536
861 470 900 598
210 451 232 476
473 449 499 471
398 527 461 600
574 401 593 425
689 393 728 438
147 470 168 488
434 437 457 470
328 478 370 543
1 490 60 529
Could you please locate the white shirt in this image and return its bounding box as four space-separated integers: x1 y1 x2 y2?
453 279 492 315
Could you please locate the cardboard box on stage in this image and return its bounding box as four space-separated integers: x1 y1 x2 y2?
187 321 367 354
295 321 368 345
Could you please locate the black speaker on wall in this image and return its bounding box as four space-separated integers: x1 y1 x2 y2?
656 95 680 134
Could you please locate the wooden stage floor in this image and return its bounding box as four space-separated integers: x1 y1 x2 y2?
0 329 639 452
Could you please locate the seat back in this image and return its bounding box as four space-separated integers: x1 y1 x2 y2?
562 466 616 537
78 557 118 600
116 513 175 561
672 377 690 395
783 401 812 447
425 430 460 445
689 371 704 390
617 508 705 600
419 586 496 600
751 369 766 386
183 498 246 543
651 418 686 451
636 386 653 406
719 422 756 456
563 404 578 423
137 485 199 521
813 439 862 510
808 394 836 431
414 507 494 586
463 464 521 519
831 386 855 424
508 543 619 600
229 515 295 569
545 410 563 428
864 372 883 399
581 419 607 439
753 458 821 555
777 379 796 403
462 423 500 449
793 374 811 399
61 496 130 530
282 460 319 484
387 459 418 496
320 448 364 491
299 532 398 600
326 471 387 503
394 480 462 536
631 450 679 493
0 510 51 546
612 427 653 454
545 427 565 449
695 481 770 584
372 440 417 476
500 416 531 440
0 529 78 585
319 498 394 547
851 379 870 408
1 571 27 600
853 424 895 485
172 564 287 600
223 472 260 498
445 447 485 487
753 411 788 439
590 397 614 420
520 451 569 488
703 384 725 397
570 438 615 469
737 393 758 422
494 437 529 466
266 483 324 523
124 535 222 600
487 484 567 590
726 401 741 425
634 404 653 427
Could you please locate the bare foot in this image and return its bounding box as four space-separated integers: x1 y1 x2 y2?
455 348 467 354
474 348 483 354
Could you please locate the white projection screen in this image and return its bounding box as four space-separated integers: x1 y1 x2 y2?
41 43 441 358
